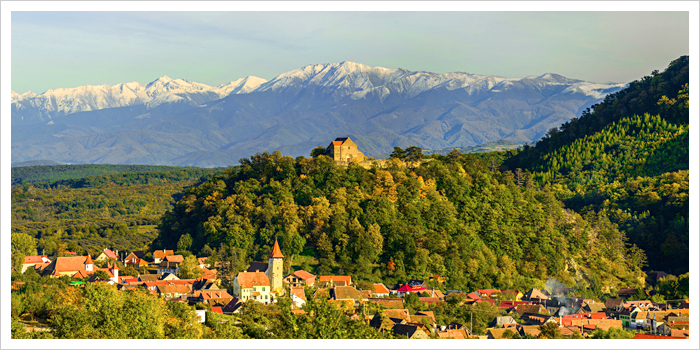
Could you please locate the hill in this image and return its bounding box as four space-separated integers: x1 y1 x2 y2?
501 56 689 275
153 151 646 294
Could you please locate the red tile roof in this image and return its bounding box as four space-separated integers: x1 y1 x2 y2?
293 270 315 282
85 255 94 265
24 255 50 264
419 297 440 305
126 257 149 266
103 249 118 260
397 284 426 292
201 290 233 300
372 283 390 294
52 256 93 275
319 275 352 285
236 272 270 289
164 255 184 263
270 240 284 258
290 287 306 300
211 306 223 314
332 141 343 146
154 250 175 259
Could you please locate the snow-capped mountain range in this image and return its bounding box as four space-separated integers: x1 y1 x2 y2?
12 61 624 124
11 61 628 167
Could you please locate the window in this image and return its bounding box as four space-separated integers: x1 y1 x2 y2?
263 287 266 291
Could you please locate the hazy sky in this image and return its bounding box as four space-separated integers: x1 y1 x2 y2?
11 10 690 94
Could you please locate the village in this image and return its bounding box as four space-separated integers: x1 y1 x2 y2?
15 239 690 340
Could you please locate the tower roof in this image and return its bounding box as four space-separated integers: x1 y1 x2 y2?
270 240 284 258
85 255 94 265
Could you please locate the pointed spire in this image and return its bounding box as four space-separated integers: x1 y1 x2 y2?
270 239 284 258
85 254 94 265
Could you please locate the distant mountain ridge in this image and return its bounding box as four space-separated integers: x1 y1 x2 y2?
11 61 628 167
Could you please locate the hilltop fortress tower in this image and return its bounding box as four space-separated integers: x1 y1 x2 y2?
324 137 366 162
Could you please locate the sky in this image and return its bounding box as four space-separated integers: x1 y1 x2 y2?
9 8 691 94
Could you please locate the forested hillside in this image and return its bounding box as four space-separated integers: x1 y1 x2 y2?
11 167 223 261
502 56 689 275
12 164 220 185
155 151 646 294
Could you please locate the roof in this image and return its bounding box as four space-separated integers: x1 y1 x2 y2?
437 329 467 339
158 261 180 268
53 256 92 274
236 271 270 289
164 255 184 263
292 270 315 281
372 283 391 294
605 298 625 309
419 297 440 305
487 328 512 339
126 257 149 265
223 298 242 313
415 311 436 323
246 262 269 273
633 334 685 339
139 274 162 282
319 275 352 286
154 250 175 259
332 141 343 146
333 286 362 300
367 298 404 309
103 249 118 259
270 240 284 258
127 251 145 259
157 284 192 294
466 292 481 300
523 288 549 300
200 290 233 300
397 284 427 292
85 255 94 265
24 255 50 264
211 306 223 314
478 289 501 297
514 304 548 317
382 309 411 321
290 287 306 300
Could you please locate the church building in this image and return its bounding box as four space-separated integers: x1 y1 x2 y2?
324 137 366 162
233 239 285 303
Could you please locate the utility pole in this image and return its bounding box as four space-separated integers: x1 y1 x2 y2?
470 306 473 336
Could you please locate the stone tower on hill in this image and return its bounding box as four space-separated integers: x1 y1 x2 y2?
267 239 284 295
324 137 366 162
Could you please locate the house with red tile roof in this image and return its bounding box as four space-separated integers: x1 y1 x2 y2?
163 255 184 263
95 248 119 262
477 289 501 298
233 271 271 304
156 284 192 299
290 287 306 308
198 290 234 307
318 275 352 288
153 249 175 263
284 270 316 288
324 137 366 163
22 255 51 273
40 255 97 278
123 251 145 264
396 283 427 297
125 256 149 268
371 283 391 297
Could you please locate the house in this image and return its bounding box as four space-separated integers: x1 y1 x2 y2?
604 298 625 313
222 298 242 314
437 329 468 339
520 312 557 326
318 275 352 288
486 328 517 339
40 255 103 279
488 316 517 328
153 249 175 264
324 137 366 163
138 274 162 282
210 306 223 314
283 270 316 288
201 267 217 280
161 272 180 281
123 251 145 264
95 248 119 262
513 304 549 317
157 261 180 276
522 288 550 301
370 309 411 330
396 283 427 297
578 301 606 314
331 286 363 306
516 325 541 338
198 290 234 307
125 256 149 268
618 306 641 328
22 255 51 273
366 298 404 309
392 324 429 339
290 287 307 308
156 284 191 299
371 283 391 298
477 289 501 299
233 271 271 304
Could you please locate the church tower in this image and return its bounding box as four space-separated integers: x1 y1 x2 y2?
266 239 284 295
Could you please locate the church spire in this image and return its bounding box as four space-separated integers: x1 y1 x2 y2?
270 239 284 258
